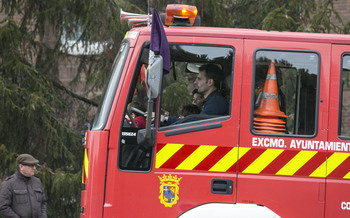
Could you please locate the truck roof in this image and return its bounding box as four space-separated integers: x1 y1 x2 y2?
135 26 350 44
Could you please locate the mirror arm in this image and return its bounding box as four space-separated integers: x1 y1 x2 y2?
145 98 154 141
137 98 156 147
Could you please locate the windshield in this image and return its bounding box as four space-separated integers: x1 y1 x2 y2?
92 40 130 130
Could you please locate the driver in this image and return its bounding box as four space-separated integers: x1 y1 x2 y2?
126 101 146 128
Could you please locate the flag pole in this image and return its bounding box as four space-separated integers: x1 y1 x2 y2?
147 0 150 27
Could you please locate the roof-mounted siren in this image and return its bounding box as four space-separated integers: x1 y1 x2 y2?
120 9 151 27
164 4 200 27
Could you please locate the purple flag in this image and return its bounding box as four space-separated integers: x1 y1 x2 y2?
150 8 170 74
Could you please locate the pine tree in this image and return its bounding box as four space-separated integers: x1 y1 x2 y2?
0 0 133 216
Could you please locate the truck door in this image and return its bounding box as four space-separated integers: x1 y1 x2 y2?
325 45 350 217
154 38 243 215
103 36 243 217
238 39 330 218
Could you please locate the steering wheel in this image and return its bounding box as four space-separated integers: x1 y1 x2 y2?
130 107 146 117
124 107 146 128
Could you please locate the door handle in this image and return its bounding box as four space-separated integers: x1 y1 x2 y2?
211 179 233 195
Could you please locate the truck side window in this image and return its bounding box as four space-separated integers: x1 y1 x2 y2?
252 50 319 136
119 47 150 171
339 54 350 137
159 44 234 127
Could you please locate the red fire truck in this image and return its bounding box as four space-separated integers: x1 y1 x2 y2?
80 4 350 218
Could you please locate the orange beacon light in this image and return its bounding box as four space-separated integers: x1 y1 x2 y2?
165 4 197 26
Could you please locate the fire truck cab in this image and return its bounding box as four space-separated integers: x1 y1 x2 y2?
81 4 350 218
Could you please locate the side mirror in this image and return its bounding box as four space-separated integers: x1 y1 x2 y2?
137 55 163 147
146 56 163 99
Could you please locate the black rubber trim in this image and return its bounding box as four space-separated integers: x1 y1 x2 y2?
164 123 222 136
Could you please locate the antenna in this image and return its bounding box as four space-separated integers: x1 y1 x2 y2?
147 0 150 26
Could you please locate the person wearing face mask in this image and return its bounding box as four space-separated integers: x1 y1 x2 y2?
0 154 47 218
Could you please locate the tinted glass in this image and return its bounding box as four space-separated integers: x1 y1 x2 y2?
253 50 319 135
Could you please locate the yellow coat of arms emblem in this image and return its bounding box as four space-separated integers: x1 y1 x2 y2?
158 174 182 207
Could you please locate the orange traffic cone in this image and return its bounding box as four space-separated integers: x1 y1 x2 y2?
253 122 285 128
253 117 286 124
253 61 289 134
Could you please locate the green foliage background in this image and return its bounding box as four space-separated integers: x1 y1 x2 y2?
0 0 348 217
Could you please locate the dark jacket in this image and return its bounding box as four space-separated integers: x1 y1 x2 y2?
167 90 229 124
200 90 229 115
0 171 47 218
